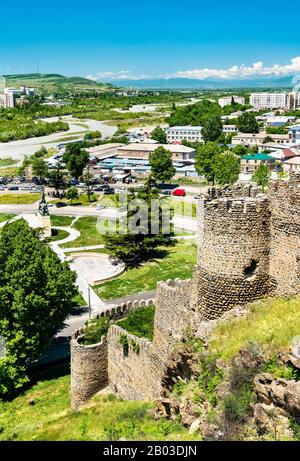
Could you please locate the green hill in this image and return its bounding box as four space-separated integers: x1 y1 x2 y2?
3 73 111 93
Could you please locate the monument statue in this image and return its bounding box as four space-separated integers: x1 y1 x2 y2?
38 190 49 216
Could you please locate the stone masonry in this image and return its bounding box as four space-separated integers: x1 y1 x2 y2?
70 174 300 408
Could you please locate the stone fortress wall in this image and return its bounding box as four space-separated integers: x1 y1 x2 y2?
71 174 300 409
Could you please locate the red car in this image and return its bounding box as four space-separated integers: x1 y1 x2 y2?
171 188 186 197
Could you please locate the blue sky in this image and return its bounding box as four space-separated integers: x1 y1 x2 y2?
1 0 300 80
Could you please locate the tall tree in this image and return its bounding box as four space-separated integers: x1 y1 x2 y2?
66 186 79 204
149 146 176 183
237 112 259 133
62 143 89 179
0 220 78 398
201 115 223 142
213 152 240 185
195 141 222 184
104 177 174 266
31 157 48 183
150 126 167 144
48 161 65 195
252 164 271 192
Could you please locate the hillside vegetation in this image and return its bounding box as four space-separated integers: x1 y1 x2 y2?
0 374 197 441
3 73 110 93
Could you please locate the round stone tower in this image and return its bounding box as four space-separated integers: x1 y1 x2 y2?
196 195 276 321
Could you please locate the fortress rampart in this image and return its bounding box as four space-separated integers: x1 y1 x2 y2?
70 174 300 408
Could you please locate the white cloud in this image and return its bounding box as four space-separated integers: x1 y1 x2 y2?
86 57 300 82
169 57 300 80
85 70 150 81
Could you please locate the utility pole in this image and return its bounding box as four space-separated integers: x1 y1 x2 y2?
88 283 91 319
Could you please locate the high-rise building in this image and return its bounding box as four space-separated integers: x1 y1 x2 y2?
218 95 245 107
250 93 288 109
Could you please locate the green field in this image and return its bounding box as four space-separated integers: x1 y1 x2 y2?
95 240 196 300
0 194 40 204
46 229 70 242
0 374 196 441
60 216 107 248
50 215 74 227
117 306 155 341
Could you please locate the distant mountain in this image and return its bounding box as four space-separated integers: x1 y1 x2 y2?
3 73 111 93
110 76 295 90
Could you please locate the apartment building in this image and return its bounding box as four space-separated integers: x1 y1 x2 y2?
0 93 15 108
166 126 203 143
218 95 245 107
117 143 196 161
250 93 288 109
288 125 300 144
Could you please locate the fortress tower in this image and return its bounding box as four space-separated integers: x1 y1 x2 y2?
196 191 276 321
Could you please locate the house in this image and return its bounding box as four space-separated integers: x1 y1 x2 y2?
268 148 300 162
240 153 276 174
117 143 196 162
283 157 300 173
232 131 290 147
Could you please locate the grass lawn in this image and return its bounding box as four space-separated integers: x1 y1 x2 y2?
0 213 15 223
0 374 197 441
117 306 155 341
46 229 70 242
168 199 197 218
0 158 17 167
50 215 74 227
209 296 300 361
94 240 196 301
60 216 107 248
0 194 40 204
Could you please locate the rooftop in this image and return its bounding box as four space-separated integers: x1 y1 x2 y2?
117 143 195 153
284 156 300 165
242 153 275 161
166 126 202 131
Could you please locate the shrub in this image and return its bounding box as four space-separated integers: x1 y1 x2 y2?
117 307 155 341
197 353 223 407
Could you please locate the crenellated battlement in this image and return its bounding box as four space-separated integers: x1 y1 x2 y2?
70 175 300 408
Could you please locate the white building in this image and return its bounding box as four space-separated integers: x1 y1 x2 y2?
222 124 238 133
218 96 245 107
288 125 300 145
0 93 15 108
250 93 288 109
166 126 203 143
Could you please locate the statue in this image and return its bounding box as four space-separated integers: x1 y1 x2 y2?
38 190 49 216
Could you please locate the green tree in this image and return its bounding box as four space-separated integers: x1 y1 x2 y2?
104 177 174 266
84 131 102 140
31 157 48 183
33 146 48 158
232 145 248 157
237 112 259 133
48 161 65 195
66 186 79 204
252 164 271 191
149 146 176 183
150 126 167 144
0 220 78 398
201 115 223 142
195 141 222 184
213 152 240 185
62 143 89 180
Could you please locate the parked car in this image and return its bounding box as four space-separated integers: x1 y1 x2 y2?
56 201 68 208
0 185 5 191
8 186 19 191
161 190 172 196
103 188 114 195
95 205 105 210
171 188 186 197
